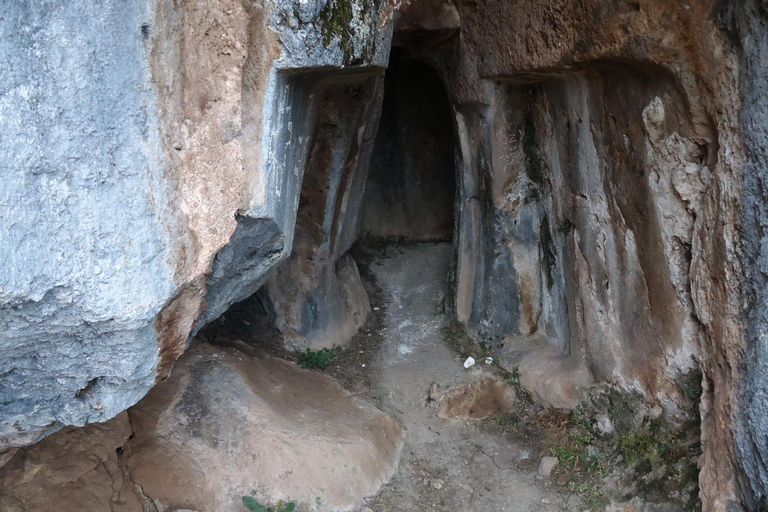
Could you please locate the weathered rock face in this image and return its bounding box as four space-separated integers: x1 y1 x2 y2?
127 343 403 512
0 0 180 451
393 0 761 509
263 80 382 350
472 69 707 410
4 0 768 509
733 0 768 507
0 0 393 450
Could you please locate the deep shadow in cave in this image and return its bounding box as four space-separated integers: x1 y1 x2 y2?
360 48 457 242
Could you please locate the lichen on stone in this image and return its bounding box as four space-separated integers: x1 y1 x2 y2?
318 0 378 66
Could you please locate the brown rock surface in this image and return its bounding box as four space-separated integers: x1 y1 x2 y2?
126 342 403 512
438 375 516 420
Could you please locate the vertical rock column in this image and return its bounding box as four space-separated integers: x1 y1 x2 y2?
264 78 384 350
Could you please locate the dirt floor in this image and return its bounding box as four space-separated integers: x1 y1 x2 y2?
352 243 582 512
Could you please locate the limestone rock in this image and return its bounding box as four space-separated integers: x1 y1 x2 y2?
0 343 403 512
0 0 394 450
0 412 142 512
126 342 404 512
263 81 383 351
438 376 515 420
537 457 559 478
3 0 768 508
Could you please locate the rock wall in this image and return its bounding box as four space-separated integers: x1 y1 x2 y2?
734 0 768 507
468 68 706 411
396 0 756 509
0 0 394 450
4 0 768 509
0 0 180 450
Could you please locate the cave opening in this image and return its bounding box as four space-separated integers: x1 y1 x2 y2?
197 48 461 353
359 48 457 243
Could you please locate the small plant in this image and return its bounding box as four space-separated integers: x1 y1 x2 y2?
620 431 664 465
587 449 609 477
552 445 580 466
242 496 296 512
298 348 333 370
496 412 518 428
507 366 533 403
567 482 607 508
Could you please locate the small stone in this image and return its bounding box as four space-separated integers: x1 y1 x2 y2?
373 307 380 311
537 456 559 477
361 508 375 512
596 414 614 435
556 474 569 486
428 382 440 402
463 357 476 369
541 498 551 504
485 357 494 365
431 478 444 489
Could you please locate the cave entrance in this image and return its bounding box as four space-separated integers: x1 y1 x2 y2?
360 49 457 242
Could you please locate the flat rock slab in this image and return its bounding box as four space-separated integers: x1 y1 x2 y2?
438 375 516 420
0 342 404 512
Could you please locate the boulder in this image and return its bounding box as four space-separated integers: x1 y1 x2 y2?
126 342 404 512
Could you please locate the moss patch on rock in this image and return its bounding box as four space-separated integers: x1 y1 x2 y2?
319 0 377 66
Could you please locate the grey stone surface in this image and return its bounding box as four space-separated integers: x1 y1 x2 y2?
736 0 768 505
0 0 395 449
264 79 383 349
0 0 176 450
537 456 559 478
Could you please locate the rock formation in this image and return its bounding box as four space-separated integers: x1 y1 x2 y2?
2 0 768 509
0 0 391 450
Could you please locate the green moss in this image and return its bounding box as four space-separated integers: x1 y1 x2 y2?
521 111 547 187
319 0 377 66
539 213 556 289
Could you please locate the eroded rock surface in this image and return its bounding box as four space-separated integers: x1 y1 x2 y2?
263 80 382 350
4 0 768 509
438 376 516 420
0 0 393 449
388 2 757 508
127 342 403 511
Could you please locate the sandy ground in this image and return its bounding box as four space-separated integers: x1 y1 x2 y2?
351 242 580 512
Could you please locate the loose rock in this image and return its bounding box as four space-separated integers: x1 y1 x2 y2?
537 457 559 478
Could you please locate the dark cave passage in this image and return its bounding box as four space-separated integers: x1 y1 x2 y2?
360 49 457 242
